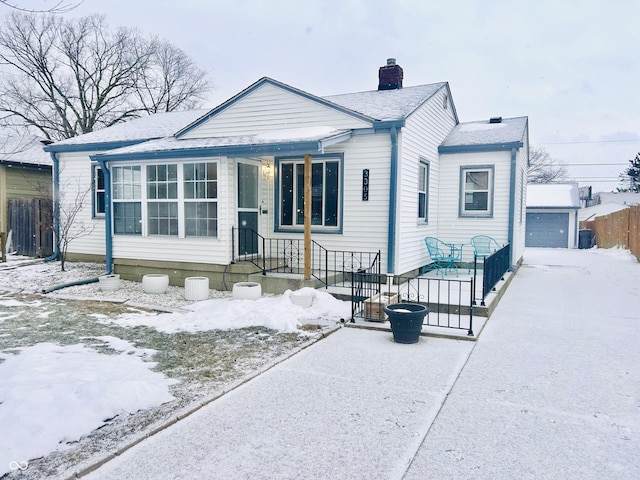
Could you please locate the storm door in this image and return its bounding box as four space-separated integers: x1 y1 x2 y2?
237 162 260 255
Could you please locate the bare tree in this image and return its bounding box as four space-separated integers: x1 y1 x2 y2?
57 177 94 271
0 12 211 140
0 0 82 13
527 146 568 183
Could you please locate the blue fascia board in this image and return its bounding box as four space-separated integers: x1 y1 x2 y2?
90 141 326 162
175 77 376 138
439 141 524 154
43 139 150 153
373 120 405 131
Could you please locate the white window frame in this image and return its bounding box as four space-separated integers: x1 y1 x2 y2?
111 161 218 238
112 165 142 235
459 165 494 218
418 158 429 223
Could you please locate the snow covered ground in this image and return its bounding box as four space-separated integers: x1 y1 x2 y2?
0 258 350 478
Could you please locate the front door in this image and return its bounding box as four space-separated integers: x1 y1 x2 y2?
237 162 260 255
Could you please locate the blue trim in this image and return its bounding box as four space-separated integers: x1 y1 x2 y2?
273 153 344 234
91 140 327 162
176 77 375 138
458 165 495 218
387 126 399 274
508 149 517 267
439 141 524 154
44 152 60 262
44 139 148 153
97 158 113 274
373 120 405 130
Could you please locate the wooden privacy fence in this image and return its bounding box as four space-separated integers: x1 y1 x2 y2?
6 198 54 258
580 204 640 261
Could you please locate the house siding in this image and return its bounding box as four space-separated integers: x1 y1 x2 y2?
395 87 457 275
512 136 529 263
266 134 392 272
436 150 513 262
180 83 371 139
57 151 106 256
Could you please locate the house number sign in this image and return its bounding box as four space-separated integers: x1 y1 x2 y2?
362 169 369 201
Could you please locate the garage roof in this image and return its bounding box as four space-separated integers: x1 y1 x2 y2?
527 183 580 208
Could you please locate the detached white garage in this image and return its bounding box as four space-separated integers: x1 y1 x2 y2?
526 183 580 248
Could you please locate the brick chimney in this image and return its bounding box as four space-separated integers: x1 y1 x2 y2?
378 58 403 90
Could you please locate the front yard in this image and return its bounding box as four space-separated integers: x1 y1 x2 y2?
0 260 346 479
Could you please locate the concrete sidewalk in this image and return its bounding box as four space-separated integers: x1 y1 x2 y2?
83 327 475 479
82 248 640 479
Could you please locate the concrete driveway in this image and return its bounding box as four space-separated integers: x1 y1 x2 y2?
82 248 640 480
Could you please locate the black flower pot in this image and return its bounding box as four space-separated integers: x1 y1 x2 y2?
383 303 429 344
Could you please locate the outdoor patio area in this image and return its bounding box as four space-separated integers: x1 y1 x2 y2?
327 265 515 341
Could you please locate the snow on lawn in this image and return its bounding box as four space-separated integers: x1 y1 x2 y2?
111 287 351 334
0 338 176 476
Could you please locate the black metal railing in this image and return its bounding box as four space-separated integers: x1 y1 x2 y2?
473 243 511 306
232 227 381 286
349 255 383 322
351 273 475 336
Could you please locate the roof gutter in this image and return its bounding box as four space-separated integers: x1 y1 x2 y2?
97 158 113 275
387 126 399 274
44 152 60 262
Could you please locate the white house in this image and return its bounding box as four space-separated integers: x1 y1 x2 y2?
44 59 529 291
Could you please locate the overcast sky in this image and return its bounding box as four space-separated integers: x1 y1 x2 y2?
9 0 640 192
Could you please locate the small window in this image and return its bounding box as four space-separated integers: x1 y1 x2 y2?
460 166 494 217
92 165 105 217
418 159 429 222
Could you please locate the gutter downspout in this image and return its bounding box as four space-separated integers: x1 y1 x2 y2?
44 152 60 262
97 158 113 275
387 126 399 274
508 147 517 269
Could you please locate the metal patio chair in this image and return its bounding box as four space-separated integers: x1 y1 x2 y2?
469 235 501 259
424 236 462 277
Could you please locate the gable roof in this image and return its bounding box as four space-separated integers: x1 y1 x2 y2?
439 116 528 153
527 183 580 209
176 77 453 137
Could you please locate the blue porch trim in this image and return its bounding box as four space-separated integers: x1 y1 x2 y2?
97 158 113 274
387 126 399 274
44 139 148 153
91 140 336 162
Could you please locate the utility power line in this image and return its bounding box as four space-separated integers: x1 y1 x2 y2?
533 139 640 145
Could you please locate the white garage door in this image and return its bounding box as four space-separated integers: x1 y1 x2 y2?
526 212 569 248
